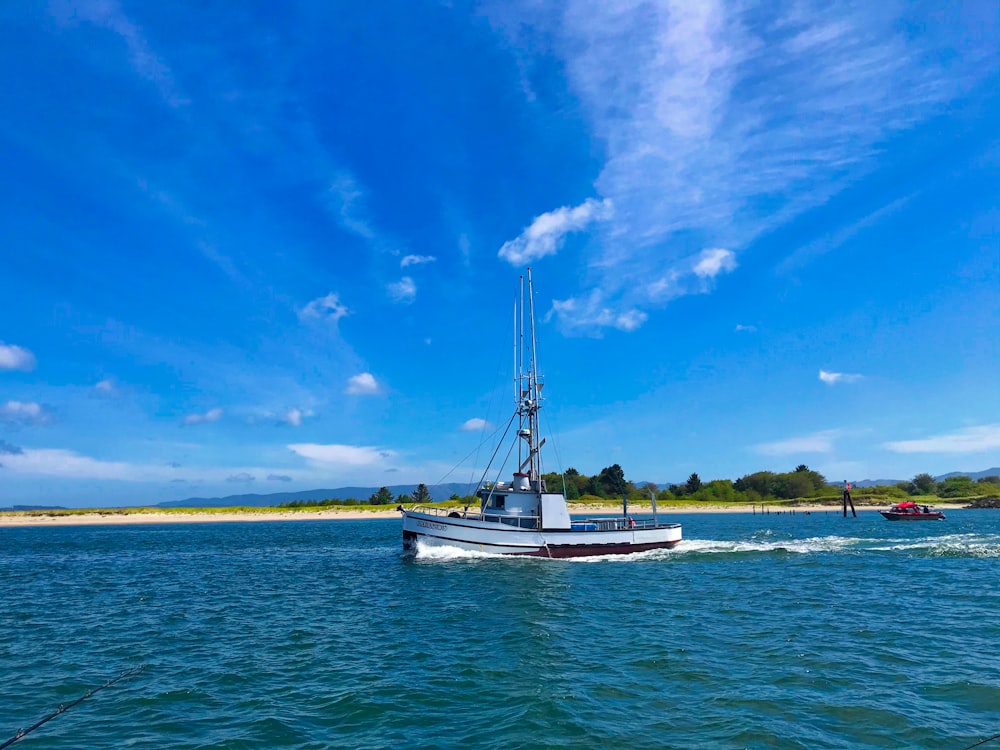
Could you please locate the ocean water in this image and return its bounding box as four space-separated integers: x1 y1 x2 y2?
2 510 999 749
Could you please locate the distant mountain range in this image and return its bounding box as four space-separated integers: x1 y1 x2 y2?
160 467 1000 507
851 467 1000 488
157 482 478 508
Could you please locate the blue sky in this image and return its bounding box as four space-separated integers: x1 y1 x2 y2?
1 0 998 507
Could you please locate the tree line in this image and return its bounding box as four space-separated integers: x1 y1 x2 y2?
281 483 433 508
544 464 1000 503
279 467 1000 508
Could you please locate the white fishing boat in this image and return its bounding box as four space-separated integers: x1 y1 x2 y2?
400 269 682 558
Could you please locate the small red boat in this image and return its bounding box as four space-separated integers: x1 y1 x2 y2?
879 501 945 521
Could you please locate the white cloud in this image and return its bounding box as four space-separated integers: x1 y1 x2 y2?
0 448 136 479
400 254 436 268
0 446 302 484
498 198 613 265
487 1 996 323
461 418 491 432
693 248 737 279
288 443 394 466
547 290 648 336
0 343 36 371
345 372 380 395
388 276 417 303
298 293 349 323
95 379 117 395
754 429 842 456
819 370 863 385
183 407 223 426
883 424 1000 454
0 401 50 425
282 408 312 427
735 324 757 332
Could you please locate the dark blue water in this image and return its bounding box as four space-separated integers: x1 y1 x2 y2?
2 511 999 749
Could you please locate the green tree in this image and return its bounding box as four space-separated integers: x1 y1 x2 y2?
597 464 628 497
795 464 810 473
977 476 1000 486
735 471 777 498
774 472 814 499
412 483 431 504
912 473 937 495
937 476 977 498
369 486 394 505
696 479 737 501
395 493 412 505
686 472 702 494
585 475 607 498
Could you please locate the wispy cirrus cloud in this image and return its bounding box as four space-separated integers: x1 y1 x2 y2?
325 172 375 239
753 429 842 456
267 473 293 482
298 293 349 324
819 370 863 385
0 343 36 371
489 0 997 333
546 290 647 337
883 424 1000 454
183 407 222 426
400 254 436 268
226 472 255 483
636 247 738 312
498 198 612 265
49 0 187 108
345 372 380 395
388 277 417 303
288 443 394 466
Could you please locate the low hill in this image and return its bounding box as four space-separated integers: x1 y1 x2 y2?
854 467 1000 487
158 482 478 508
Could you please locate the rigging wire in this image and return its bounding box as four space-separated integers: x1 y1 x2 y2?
486 423 521 502
964 732 1000 750
432 417 511 489
468 311 514 491
0 664 145 749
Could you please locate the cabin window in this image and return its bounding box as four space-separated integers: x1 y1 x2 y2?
492 495 506 509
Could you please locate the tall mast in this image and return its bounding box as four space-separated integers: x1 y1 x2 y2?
518 275 525 471
527 268 540 483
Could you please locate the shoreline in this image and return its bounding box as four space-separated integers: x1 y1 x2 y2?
0 503 970 528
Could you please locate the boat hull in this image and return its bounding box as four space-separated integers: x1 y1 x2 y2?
879 511 945 521
401 511 682 558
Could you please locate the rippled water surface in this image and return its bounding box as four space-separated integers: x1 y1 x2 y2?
2 510 999 749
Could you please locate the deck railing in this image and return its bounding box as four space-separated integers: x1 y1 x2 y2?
408 505 540 529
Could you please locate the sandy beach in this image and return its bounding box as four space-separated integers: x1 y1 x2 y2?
0 503 969 527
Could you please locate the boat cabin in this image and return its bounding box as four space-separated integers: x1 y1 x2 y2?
476 473 572 529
